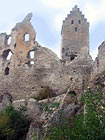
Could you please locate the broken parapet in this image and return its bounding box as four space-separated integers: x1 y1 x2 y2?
14 13 33 30
93 41 105 77
0 13 65 101
23 13 33 22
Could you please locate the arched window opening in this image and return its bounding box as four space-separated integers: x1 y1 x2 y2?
7 36 11 45
24 33 30 41
4 67 9 75
2 49 13 61
71 20 74 24
78 20 81 24
27 50 35 66
75 27 77 32
27 50 35 59
30 51 34 59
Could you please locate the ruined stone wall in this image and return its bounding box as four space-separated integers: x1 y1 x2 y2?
97 41 105 73
61 5 89 62
92 41 105 78
60 5 93 90
0 14 73 100
65 53 93 89
0 10 93 101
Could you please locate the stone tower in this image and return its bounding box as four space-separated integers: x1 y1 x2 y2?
61 5 89 61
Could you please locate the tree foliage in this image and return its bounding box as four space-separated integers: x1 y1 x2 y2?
0 105 30 140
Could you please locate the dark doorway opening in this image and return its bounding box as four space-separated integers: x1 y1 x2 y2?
70 54 77 61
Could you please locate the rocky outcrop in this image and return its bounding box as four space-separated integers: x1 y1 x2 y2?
92 41 105 78
41 89 83 128
13 99 27 110
26 98 41 121
0 93 12 111
89 70 105 95
0 94 42 122
0 69 105 140
26 122 43 140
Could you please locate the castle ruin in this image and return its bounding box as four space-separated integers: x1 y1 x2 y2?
0 5 104 100
61 5 89 62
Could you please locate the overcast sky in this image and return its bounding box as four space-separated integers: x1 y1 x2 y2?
0 0 105 60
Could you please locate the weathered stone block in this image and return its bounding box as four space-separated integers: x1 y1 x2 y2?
26 98 41 120
13 99 26 110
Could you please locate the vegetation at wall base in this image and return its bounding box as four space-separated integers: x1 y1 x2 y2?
33 87 105 140
40 102 61 112
0 105 30 140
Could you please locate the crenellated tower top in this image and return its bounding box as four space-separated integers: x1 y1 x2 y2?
61 5 89 61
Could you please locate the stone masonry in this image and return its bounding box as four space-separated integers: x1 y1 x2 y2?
92 41 105 78
61 5 89 62
0 5 104 101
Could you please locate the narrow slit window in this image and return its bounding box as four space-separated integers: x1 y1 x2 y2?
71 20 74 24
65 52 68 56
75 27 77 32
78 20 81 24
14 44 16 49
4 67 9 75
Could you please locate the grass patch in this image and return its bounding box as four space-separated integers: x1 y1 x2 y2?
40 102 61 112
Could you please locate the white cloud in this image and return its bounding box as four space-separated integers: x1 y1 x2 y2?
43 0 105 32
41 0 76 9
38 0 105 60
82 0 105 29
0 0 104 60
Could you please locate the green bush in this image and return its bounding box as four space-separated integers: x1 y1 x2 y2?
0 105 30 140
34 87 105 140
40 102 61 112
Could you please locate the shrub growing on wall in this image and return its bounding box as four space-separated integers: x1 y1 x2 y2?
0 105 30 140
